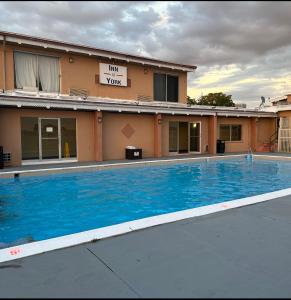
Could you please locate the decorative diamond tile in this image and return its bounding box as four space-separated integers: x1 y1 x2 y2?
122 123 135 139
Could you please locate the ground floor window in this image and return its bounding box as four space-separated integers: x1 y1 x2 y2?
219 124 242 142
21 117 77 160
169 121 201 153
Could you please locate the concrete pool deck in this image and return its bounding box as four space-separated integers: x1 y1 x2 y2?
1 195 291 298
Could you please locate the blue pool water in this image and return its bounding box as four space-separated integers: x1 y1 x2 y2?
1 158 291 246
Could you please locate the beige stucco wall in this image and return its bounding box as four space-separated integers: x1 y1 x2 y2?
256 117 276 145
278 111 291 118
0 44 188 103
102 112 155 160
161 115 209 155
0 108 95 166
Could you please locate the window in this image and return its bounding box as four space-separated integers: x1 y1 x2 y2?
14 51 60 93
280 117 289 129
21 117 39 160
154 73 166 101
219 124 242 142
154 73 178 102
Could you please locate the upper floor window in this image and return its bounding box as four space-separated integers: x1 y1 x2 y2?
219 124 242 142
14 51 60 93
154 73 178 102
280 117 289 129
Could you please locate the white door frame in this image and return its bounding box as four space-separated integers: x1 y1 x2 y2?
188 121 202 154
39 117 61 160
169 121 202 155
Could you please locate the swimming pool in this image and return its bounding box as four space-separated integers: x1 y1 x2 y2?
1 157 291 247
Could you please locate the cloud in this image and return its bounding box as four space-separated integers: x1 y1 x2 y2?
0 1 291 106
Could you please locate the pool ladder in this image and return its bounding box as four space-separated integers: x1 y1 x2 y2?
246 147 253 161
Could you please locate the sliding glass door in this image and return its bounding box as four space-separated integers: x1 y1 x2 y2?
40 118 60 159
21 117 77 162
189 122 200 153
169 121 201 154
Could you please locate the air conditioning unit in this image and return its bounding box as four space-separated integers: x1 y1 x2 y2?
137 95 152 102
69 88 88 99
22 86 38 92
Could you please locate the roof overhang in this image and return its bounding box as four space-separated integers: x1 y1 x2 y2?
0 32 196 72
0 94 277 118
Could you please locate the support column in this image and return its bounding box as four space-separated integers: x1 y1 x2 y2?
208 114 217 155
94 111 103 161
154 113 162 158
250 117 257 152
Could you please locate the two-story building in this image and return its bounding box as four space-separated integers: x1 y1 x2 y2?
0 31 277 167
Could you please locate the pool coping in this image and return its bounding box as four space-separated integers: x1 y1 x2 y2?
1 153 291 263
0 154 246 178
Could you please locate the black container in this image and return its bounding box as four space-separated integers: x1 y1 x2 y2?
217 140 225 154
0 146 3 169
125 148 142 160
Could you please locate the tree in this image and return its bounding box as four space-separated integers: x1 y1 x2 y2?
195 92 235 107
187 96 197 105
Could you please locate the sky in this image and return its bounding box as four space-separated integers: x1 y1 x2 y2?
1 1 291 107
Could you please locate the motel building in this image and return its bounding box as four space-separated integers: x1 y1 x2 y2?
0 31 279 168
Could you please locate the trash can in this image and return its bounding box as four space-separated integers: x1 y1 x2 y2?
0 146 4 169
125 148 142 159
217 140 225 154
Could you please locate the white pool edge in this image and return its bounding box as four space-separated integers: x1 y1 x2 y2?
0 154 246 177
1 186 291 263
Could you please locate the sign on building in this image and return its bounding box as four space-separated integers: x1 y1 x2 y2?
99 63 127 87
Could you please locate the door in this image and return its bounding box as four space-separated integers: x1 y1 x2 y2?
40 118 60 159
179 122 188 153
189 122 201 153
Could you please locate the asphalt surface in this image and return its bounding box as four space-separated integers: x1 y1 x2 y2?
1 195 291 298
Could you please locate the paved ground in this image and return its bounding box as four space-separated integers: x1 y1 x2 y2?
1 195 291 298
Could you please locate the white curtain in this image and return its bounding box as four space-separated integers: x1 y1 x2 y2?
38 56 60 93
14 52 37 89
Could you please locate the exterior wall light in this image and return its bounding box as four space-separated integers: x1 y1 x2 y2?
158 119 162 125
69 57 74 63
98 117 103 123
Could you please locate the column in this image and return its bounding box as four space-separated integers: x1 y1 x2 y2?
94 111 103 161
250 117 257 152
154 113 162 158
208 115 217 155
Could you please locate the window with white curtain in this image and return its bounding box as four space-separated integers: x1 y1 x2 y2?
14 51 60 93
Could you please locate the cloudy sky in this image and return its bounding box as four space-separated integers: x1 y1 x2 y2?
1 1 291 107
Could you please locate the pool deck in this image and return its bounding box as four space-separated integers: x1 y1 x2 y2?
1 194 291 298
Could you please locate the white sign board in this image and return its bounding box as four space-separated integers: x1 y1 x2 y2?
99 63 127 87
